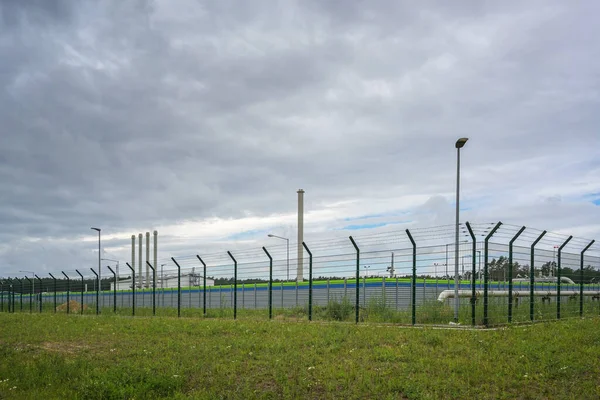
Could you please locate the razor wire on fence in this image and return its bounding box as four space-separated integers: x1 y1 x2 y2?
1 221 599 327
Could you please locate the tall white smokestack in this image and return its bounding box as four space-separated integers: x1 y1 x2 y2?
297 189 305 281
138 233 143 288
146 232 150 288
131 235 136 281
153 230 158 289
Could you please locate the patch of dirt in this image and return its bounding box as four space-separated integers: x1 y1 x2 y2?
55 300 89 313
41 342 90 355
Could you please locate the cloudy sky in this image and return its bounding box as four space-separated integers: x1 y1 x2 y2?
1 0 599 278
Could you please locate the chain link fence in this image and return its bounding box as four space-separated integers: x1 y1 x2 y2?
1 222 598 327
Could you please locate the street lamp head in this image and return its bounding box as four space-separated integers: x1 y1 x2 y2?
455 137 469 149
91 227 101 232
267 234 274 237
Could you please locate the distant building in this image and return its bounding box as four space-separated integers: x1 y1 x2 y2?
111 272 215 291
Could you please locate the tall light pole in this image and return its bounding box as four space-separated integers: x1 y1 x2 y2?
267 234 290 281
91 227 101 310
454 137 468 323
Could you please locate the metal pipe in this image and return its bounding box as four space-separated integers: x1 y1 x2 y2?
530 231 547 321
438 289 598 302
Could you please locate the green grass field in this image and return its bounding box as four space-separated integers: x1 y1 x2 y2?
0 313 599 399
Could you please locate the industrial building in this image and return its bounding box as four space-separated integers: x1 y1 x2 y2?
111 272 214 291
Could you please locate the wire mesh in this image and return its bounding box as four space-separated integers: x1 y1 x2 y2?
1 222 599 326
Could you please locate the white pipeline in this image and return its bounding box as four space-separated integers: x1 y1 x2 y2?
437 289 600 302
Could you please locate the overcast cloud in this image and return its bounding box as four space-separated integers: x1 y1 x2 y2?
1 0 599 277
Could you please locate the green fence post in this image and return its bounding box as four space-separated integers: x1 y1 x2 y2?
171 258 182 318
14 278 22 312
557 236 572 320
196 256 207 317
226 252 238 320
126 263 135 316
508 226 526 323
90 268 99 315
146 262 156 316
35 275 42 313
8 279 13 313
405 230 416 325
302 242 313 322
48 274 57 313
580 240 595 317
76 270 84 314
484 222 502 327
61 272 70 314
0 280 4 312
262 247 273 320
465 222 477 325
24 276 32 313
348 237 360 324
530 231 546 321
106 266 117 313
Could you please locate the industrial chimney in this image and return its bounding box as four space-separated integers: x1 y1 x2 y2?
297 189 305 281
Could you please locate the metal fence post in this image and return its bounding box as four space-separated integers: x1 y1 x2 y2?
508 226 526 323
107 266 117 313
14 278 22 312
48 273 57 313
75 270 84 314
171 258 182 318
465 222 477 326
196 256 207 317
349 236 360 324
262 247 273 320
90 268 99 315
557 236 573 320
406 229 416 325
580 240 595 317
126 262 135 316
6 279 12 313
484 222 502 327
146 262 156 316
227 252 238 320
24 276 32 313
35 275 42 313
530 231 546 321
302 242 313 321
61 272 70 314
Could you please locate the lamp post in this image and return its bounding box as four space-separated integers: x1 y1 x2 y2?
267 234 290 281
91 227 101 310
454 137 469 323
